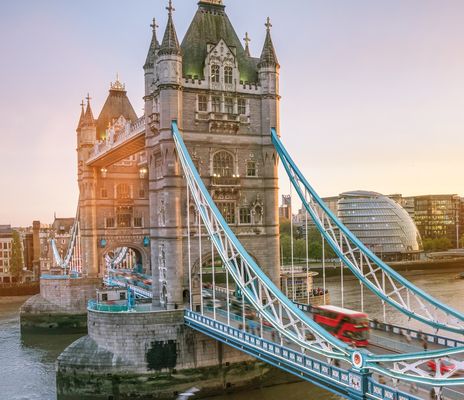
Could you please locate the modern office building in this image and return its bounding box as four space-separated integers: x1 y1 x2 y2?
338 191 422 261
413 194 460 248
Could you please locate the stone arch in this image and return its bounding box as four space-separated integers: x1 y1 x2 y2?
99 241 150 275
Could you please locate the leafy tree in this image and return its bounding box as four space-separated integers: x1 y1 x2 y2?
423 237 453 252
10 230 23 281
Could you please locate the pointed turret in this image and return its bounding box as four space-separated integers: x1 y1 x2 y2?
259 18 279 68
243 32 251 57
76 100 85 131
82 94 96 127
144 18 160 69
159 1 181 56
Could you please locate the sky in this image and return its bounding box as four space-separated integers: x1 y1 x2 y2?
1 0 464 226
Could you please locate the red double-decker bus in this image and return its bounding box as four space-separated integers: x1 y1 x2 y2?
312 305 370 346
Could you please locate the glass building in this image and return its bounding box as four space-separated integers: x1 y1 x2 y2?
413 195 460 248
338 191 422 261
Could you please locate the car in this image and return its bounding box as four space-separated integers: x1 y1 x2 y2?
427 359 459 375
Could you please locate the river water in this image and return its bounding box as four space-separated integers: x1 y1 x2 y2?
0 269 463 400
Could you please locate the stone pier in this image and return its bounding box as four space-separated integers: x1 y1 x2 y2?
56 308 291 399
20 276 100 332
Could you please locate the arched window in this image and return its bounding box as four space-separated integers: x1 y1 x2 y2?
213 151 234 177
224 66 233 84
116 183 131 199
211 64 220 83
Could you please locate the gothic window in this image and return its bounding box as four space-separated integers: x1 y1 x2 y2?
117 206 132 228
212 96 221 113
198 95 208 112
238 98 247 115
116 183 131 199
219 202 236 224
225 98 233 114
211 64 220 83
240 208 251 224
134 217 143 228
106 217 115 228
224 66 233 84
213 151 234 177
246 161 257 177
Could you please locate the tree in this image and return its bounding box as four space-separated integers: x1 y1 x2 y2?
10 230 23 282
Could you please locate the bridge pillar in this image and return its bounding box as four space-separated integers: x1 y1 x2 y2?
147 26 185 308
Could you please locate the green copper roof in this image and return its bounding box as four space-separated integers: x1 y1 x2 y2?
181 2 258 83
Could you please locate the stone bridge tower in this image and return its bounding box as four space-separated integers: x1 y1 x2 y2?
145 0 281 309
77 82 151 277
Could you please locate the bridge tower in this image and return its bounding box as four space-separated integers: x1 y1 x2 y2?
145 0 281 309
77 82 151 277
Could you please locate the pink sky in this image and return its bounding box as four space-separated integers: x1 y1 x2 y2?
1 0 463 226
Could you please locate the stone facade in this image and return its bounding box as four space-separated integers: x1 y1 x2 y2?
56 309 283 399
144 0 281 309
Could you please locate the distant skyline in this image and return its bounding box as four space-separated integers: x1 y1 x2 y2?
1 0 464 226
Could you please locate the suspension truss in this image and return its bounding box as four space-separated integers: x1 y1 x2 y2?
172 122 349 360
105 247 129 270
271 128 464 336
50 209 81 272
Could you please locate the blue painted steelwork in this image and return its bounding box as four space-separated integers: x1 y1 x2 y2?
87 300 130 313
271 128 464 335
185 310 365 400
367 378 422 400
172 122 464 390
171 122 350 359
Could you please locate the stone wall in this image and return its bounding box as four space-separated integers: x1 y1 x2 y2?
56 309 283 399
86 309 251 373
39 277 101 312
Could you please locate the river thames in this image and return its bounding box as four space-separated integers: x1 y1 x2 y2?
1 269 463 400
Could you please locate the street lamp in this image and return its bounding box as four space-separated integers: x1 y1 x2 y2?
100 167 108 178
139 167 148 179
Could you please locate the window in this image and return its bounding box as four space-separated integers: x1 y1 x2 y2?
240 208 251 224
120 292 126 300
225 98 233 114
139 188 146 198
238 98 247 115
219 202 236 224
134 217 143 228
102 293 108 302
246 161 257 177
212 97 221 113
198 95 208 112
101 188 108 198
213 151 234 177
211 64 220 83
224 66 233 84
116 183 131 199
106 217 115 228
117 206 132 228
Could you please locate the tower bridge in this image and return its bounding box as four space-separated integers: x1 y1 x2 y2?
50 1 464 399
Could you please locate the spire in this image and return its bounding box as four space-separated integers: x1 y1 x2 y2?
82 94 96 127
259 17 279 68
243 32 251 57
77 100 85 130
144 18 160 69
159 0 181 56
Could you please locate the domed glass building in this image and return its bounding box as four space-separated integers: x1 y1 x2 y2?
338 191 422 261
